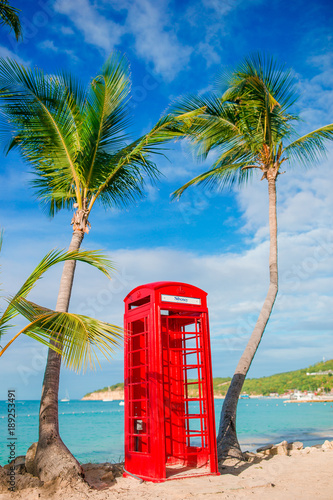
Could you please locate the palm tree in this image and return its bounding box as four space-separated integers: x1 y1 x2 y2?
0 54 175 480
0 246 122 367
170 54 333 460
0 0 22 40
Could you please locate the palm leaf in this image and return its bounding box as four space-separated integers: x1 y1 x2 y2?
0 248 115 338
172 152 254 199
283 124 333 165
87 114 186 211
221 53 298 111
0 0 22 40
168 53 333 197
0 54 176 218
1 298 122 372
0 58 83 210
83 54 131 170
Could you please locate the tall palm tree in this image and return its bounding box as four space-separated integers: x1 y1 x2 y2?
0 0 22 40
0 54 175 480
170 54 333 460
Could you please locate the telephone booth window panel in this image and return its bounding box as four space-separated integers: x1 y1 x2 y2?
127 317 150 454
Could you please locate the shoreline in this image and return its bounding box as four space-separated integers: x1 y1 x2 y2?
1 395 332 402
81 392 333 402
1 398 332 466
284 398 333 403
1 440 333 499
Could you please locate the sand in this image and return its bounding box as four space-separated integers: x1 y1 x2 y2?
1 445 333 500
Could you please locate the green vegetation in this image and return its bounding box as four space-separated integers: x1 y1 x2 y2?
84 383 124 397
0 0 22 41
214 360 333 396
84 360 333 398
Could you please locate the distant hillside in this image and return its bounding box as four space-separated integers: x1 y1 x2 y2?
83 383 124 401
84 383 124 398
82 360 333 399
214 359 333 397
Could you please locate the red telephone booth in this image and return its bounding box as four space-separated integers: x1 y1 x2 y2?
123 282 219 482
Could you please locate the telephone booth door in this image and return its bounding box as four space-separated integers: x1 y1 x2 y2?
124 282 218 482
162 313 211 468
124 307 165 480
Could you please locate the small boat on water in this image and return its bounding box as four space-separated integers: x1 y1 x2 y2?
103 387 113 402
119 401 124 406
240 394 250 399
60 390 70 402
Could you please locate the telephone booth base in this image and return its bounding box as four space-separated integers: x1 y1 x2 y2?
124 282 219 482
124 464 219 483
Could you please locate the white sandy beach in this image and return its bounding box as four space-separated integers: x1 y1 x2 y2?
1 443 333 500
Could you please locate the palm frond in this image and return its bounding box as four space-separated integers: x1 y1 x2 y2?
83 54 131 171
0 1 22 40
2 298 123 372
222 53 298 111
87 114 187 211
0 54 178 217
172 151 255 199
169 52 333 199
282 124 333 165
0 249 115 338
0 58 83 211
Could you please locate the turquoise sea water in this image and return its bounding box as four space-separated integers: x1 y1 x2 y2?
1 398 332 465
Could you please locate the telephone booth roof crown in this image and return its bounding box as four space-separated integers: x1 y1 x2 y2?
124 281 208 303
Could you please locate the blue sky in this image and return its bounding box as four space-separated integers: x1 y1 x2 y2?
0 0 332 400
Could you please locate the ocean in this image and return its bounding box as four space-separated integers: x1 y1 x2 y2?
1 398 332 465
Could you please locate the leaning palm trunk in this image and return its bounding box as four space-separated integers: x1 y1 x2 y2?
34 229 85 481
169 53 333 462
217 173 278 461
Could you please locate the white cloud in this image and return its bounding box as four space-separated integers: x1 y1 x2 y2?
38 38 78 60
59 195 333 352
39 39 58 52
59 26 75 35
1 171 332 397
234 147 333 242
54 0 192 80
202 0 236 15
54 0 124 53
184 0 260 67
0 45 29 66
295 52 333 130
122 0 192 81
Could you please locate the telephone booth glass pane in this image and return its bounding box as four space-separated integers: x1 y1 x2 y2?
127 317 150 453
161 313 209 468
